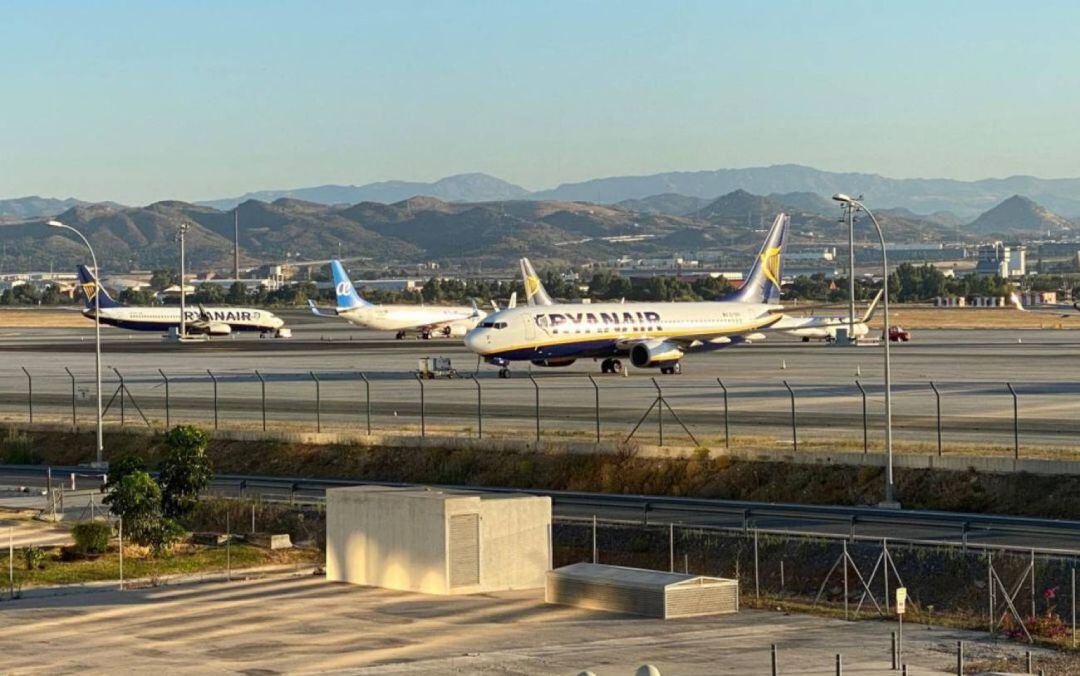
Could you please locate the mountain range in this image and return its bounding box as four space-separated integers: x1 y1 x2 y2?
0 188 981 273
7 165 1080 222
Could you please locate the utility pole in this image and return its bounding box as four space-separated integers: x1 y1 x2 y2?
178 223 189 339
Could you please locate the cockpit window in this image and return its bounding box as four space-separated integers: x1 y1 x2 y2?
494 322 508 329
480 321 495 328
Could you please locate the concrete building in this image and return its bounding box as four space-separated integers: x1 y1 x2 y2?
326 486 551 595
975 242 1026 278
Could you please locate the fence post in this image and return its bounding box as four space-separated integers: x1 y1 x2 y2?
652 378 663 446
310 371 321 433
64 367 77 430
754 528 760 599
207 369 219 429
587 375 600 443
468 374 482 438
1006 383 1019 459
592 515 597 563
529 375 540 442
416 374 425 438
21 366 32 424
957 641 964 675
112 366 125 427
836 653 842 676
771 644 778 676
1072 566 1076 648
930 381 943 456
855 380 867 454
717 379 730 448
118 516 124 591
669 522 674 573
254 370 266 431
359 372 371 435
783 380 797 453
158 368 170 430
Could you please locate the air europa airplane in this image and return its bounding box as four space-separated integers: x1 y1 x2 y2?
465 212 846 376
75 265 288 337
309 260 486 339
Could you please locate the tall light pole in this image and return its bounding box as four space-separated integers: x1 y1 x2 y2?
47 220 104 466
843 199 858 337
177 223 189 339
832 194 896 505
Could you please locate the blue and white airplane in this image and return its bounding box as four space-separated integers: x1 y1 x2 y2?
465 213 861 376
75 265 288 337
308 260 485 339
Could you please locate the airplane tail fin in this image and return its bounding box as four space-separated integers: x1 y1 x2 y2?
76 264 122 309
725 213 790 304
1009 292 1027 312
329 260 371 310
519 258 553 306
860 289 885 323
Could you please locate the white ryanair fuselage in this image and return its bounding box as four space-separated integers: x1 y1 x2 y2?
338 304 481 334
464 300 780 366
85 305 284 334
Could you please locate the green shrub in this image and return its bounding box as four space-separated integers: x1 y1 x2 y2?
0 430 38 464
71 521 112 554
22 545 45 570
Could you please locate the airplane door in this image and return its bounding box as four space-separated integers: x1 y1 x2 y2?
524 314 536 340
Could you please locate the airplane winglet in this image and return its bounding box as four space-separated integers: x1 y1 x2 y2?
1009 292 1026 312
307 299 339 317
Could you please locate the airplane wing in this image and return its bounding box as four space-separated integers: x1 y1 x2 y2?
1011 293 1080 317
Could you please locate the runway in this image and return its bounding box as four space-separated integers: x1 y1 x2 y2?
2 313 1080 452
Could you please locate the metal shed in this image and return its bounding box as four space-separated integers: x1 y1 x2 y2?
545 563 739 619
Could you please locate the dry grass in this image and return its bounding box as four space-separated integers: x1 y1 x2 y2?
0 308 87 329
788 304 1078 330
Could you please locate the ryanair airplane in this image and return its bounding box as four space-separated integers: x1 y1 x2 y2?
466 213 863 376
309 260 486 339
75 265 288 337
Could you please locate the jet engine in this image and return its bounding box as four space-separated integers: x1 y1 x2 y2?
629 339 684 368
444 324 471 338
198 323 232 336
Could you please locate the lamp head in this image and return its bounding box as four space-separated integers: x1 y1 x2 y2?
46 220 65 228
832 193 853 203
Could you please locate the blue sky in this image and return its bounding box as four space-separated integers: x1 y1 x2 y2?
2 0 1078 204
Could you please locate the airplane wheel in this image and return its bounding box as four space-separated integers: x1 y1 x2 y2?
600 358 613 374
395 331 405 340
802 336 811 343
421 332 431 340
610 359 622 374
499 368 511 379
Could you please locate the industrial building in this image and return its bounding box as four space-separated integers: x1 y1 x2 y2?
325 485 551 595
975 241 1026 278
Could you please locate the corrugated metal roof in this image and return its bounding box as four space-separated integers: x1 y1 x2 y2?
551 563 731 590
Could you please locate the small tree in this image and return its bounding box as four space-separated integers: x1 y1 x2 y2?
103 471 166 546
159 426 213 518
102 455 147 494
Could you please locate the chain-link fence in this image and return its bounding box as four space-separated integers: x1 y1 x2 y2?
555 517 1080 649
4 366 1080 458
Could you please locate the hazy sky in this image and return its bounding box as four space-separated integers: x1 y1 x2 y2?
2 1 1078 204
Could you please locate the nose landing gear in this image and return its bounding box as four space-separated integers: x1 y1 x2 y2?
659 362 682 375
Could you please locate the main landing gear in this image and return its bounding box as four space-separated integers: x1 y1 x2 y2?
600 358 623 374
498 368 511 379
395 331 406 340
659 362 682 375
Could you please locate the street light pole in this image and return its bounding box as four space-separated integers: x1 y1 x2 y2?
177 223 189 339
845 200 857 336
833 195 895 505
46 220 104 466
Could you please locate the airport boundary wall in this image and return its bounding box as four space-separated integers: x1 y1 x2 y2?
6 420 1080 477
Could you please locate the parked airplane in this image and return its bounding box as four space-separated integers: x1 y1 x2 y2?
776 290 884 342
75 265 288 337
466 213 852 376
309 260 485 339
